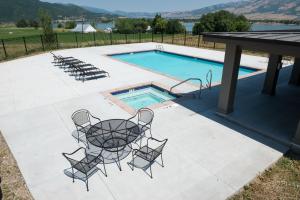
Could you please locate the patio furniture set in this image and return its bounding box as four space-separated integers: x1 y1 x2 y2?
50 52 109 82
62 108 168 191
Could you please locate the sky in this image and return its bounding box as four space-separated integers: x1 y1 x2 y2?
42 0 239 12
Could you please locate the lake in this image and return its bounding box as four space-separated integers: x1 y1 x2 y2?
58 22 300 32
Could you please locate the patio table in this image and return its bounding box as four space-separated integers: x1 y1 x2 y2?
86 119 141 152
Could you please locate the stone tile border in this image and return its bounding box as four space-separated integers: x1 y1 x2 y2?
101 81 184 115
104 48 263 89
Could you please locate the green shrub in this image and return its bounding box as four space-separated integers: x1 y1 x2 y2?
65 21 76 29
192 10 250 34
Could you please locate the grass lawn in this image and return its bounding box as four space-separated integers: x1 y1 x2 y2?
0 27 43 39
0 27 72 40
230 151 300 200
0 132 33 200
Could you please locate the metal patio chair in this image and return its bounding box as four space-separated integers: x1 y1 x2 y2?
62 147 107 191
127 108 154 146
71 109 101 146
128 137 168 178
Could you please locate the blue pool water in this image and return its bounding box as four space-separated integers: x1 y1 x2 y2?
112 85 177 110
111 51 256 83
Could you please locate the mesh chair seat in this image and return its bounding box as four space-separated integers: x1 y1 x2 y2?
79 124 92 134
128 137 167 178
138 124 149 133
135 146 160 162
73 154 103 174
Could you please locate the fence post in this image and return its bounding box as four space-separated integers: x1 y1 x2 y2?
93 32 96 46
1 39 7 58
161 32 163 43
40 35 45 51
75 32 78 48
139 32 141 43
125 34 128 44
213 42 216 49
152 31 154 42
184 31 187 46
55 33 59 49
23 37 28 54
172 33 174 44
197 34 201 47
110 32 113 45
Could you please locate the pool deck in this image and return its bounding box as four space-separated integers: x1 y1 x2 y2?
0 43 288 200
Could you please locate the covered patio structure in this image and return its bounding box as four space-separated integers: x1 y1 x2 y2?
203 31 300 152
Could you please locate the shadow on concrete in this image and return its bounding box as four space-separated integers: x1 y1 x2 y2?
172 65 299 153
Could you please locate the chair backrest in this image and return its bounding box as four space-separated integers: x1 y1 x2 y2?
154 139 168 155
137 108 154 125
71 109 91 126
146 138 168 161
62 147 93 174
63 148 85 172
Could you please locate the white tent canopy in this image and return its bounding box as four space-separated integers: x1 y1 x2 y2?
72 24 97 33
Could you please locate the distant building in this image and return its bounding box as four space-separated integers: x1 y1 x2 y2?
104 28 112 33
72 24 97 33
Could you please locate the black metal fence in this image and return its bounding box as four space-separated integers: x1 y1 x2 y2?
0 31 224 61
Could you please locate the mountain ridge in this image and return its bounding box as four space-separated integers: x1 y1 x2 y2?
0 0 115 22
85 0 300 20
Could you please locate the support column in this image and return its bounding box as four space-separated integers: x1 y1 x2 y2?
262 54 282 95
291 120 300 154
218 43 242 114
289 58 300 85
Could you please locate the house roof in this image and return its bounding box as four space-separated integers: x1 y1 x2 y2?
72 24 96 33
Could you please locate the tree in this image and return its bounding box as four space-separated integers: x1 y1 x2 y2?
39 9 55 44
65 21 76 29
152 14 167 33
57 23 63 28
133 19 148 33
29 20 39 29
16 19 28 27
115 18 149 34
165 20 185 34
115 19 134 34
192 10 250 35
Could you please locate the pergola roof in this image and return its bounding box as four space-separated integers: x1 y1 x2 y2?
203 32 300 57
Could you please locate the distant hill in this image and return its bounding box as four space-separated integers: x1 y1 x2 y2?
94 0 300 20
83 6 111 14
0 0 114 22
162 0 300 20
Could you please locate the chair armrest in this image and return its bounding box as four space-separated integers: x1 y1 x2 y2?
127 113 137 122
131 148 145 156
85 149 104 165
147 137 168 143
90 114 101 122
62 147 85 157
74 123 85 129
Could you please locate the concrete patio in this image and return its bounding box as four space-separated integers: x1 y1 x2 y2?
0 43 289 200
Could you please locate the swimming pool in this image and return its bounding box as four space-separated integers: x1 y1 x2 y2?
112 85 178 110
110 50 256 83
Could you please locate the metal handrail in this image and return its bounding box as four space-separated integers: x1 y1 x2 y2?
170 78 202 98
206 70 213 89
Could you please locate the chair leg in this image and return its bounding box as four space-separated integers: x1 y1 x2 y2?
72 168 75 183
103 163 107 177
86 175 89 192
77 131 80 143
149 165 153 179
116 150 122 171
149 126 152 137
